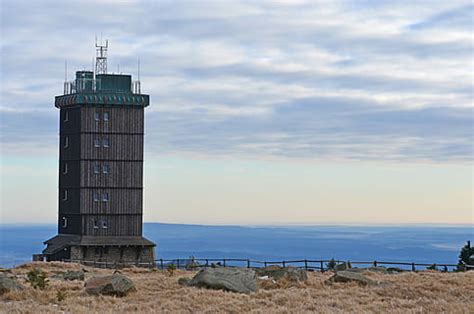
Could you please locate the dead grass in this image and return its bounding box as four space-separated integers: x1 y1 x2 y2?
1 262 473 313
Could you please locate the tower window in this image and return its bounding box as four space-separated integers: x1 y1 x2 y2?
62 217 68 228
102 193 109 202
62 189 68 201
93 219 99 229
63 136 69 148
102 220 108 229
103 138 110 147
64 111 69 122
93 192 100 202
104 112 109 121
94 112 100 121
103 164 109 174
62 162 68 174
93 164 100 174
94 139 100 147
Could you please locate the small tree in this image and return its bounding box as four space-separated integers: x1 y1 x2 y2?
27 268 49 290
326 258 337 271
457 241 474 271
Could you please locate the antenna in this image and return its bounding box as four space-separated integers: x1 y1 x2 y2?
95 36 108 74
64 60 67 82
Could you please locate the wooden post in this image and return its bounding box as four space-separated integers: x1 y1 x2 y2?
412 262 416 271
160 259 163 270
264 262 267 267
177 259 180 269
206 259 209 267
320 261 324 272
282 261 286 267
373 260 377 267
247 259 250 268
223 259 226 267
304 260 308 270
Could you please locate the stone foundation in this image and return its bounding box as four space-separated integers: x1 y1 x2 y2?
69 246 155 266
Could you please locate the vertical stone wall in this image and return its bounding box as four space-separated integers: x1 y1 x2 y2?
68 245 155 266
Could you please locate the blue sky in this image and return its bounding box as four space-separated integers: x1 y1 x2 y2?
0 0 472 224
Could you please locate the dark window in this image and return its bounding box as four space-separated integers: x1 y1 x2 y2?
103 138 110 147
94 139 100 147
62 217 68 228
103 164 109 174
93 220 99 229
64 136 69 148
93 164 100 174
62 189 68 201
102 193 109 202
64 111 69 122
62 162 68 174
94 112 100 121
104 112 109 121
102 220 108 229
93 192 100 202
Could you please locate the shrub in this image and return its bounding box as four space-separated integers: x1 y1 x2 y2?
167 263 176 277
56 289 67 302
457 241 474 271
426 264 437 271
26 268 49 290
326 258 336 271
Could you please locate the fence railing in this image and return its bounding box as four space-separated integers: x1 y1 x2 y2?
61 258 471 272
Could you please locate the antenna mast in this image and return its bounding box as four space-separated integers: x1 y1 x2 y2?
95 36 108 74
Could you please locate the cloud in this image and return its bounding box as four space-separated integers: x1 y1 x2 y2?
0 0 472 162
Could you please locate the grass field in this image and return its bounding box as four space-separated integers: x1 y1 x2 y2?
1 262 473 313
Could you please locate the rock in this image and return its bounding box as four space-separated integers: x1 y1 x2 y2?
325 271 377 286
0 273 24 294
85 274 136 296
188 267 257 294
255 266 307 282
63 270 85 281
178 277 191 286
334 262 351 272
386 267 405 274
366 266 388 274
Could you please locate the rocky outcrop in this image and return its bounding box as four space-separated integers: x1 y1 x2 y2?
0 273 24 294
256 266 307 282
325 270 376 286
85 274 136 296
63 270 85 281
178 277 191 286
188 267 257 294
334 262 351 272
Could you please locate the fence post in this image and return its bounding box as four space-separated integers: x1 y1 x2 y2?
160 259 163 270
264 262 267 267
320 261 324 272
177 259 180 269
223 259 226 267
304 260 308 270
282 261 286 268
247 259 250 268
411 262 415 272
373 260 377 267
206 259 209 267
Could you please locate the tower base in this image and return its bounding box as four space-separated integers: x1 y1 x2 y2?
42 234 156 267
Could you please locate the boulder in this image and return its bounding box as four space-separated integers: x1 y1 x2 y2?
63 270 85 281
334 262 351 272
178 277 191 286
0 273 24 294
255 266 307 282
188 267 257 294
85 274 136 296
366 266 387 274
325 270 376 286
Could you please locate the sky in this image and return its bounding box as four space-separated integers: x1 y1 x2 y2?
0 0 472 225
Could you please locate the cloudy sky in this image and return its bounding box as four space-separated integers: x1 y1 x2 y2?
1 0 472 225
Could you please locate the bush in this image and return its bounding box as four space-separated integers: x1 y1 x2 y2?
457 241 474 271
426 264 437 271
26 268 49 290
56 289 67 302
167 263 176 277
326 258 336 271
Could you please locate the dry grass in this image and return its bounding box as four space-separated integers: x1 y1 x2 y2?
1 262 473 313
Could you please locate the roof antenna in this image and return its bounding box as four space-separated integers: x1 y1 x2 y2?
63 60 68 94
95 35 108 74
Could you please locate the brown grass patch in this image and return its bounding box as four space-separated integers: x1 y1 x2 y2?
1 262 473 313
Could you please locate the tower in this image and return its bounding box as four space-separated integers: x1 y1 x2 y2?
42 41 156 266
